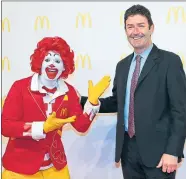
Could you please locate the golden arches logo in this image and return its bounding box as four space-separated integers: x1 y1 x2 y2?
120 11 126 26
60 108 67 117
166 7 186 23
2 17 10 32
75 13 92 28
75 54 92 69
34 16 50 30
2 57 10 71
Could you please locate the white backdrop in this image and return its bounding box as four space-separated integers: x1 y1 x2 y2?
2 2 186 179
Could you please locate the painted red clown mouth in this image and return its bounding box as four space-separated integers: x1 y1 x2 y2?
46 67 58 79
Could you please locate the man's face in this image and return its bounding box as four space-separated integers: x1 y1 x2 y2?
41 51 64 80
125 14 154 51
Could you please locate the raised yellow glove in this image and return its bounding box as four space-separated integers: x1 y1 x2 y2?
88 76 111 105
43 112 76 133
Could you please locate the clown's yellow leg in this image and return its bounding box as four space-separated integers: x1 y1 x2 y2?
2 169 42 179
42 165 70 179
2 165 70 179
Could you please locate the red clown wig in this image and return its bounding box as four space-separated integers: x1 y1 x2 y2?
30 37 75 79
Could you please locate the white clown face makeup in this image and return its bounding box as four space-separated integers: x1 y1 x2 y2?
41 51 65 80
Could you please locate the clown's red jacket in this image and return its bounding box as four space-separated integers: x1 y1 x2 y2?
2 75 96 174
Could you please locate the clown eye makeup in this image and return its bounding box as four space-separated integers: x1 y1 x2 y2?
45 58 50 62
54 59 61 64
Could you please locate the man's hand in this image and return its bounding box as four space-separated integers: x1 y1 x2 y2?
156 154 178 173
88 76 111 105
43 112 76 133
115 160 121 168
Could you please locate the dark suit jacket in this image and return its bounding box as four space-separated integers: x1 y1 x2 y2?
81 44 186 167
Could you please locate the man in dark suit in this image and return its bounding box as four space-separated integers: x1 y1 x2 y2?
81 4 186 179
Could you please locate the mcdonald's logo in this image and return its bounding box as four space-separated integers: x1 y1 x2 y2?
2 17 10 32
120 11 126 26
60 108 67 117
75 54 92 69
2 57 10 71
166 7 186 23
34 16 50 30
75 13 92 28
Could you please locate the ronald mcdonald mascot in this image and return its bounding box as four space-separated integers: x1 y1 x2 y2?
2 37 110 179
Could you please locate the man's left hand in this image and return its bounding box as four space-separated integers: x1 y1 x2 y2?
156 154 178 173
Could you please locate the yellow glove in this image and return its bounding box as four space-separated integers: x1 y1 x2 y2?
43 112 76 133
88 76 111 105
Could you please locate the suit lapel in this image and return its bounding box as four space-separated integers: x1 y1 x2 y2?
119 54 133 106
136 44 160 90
